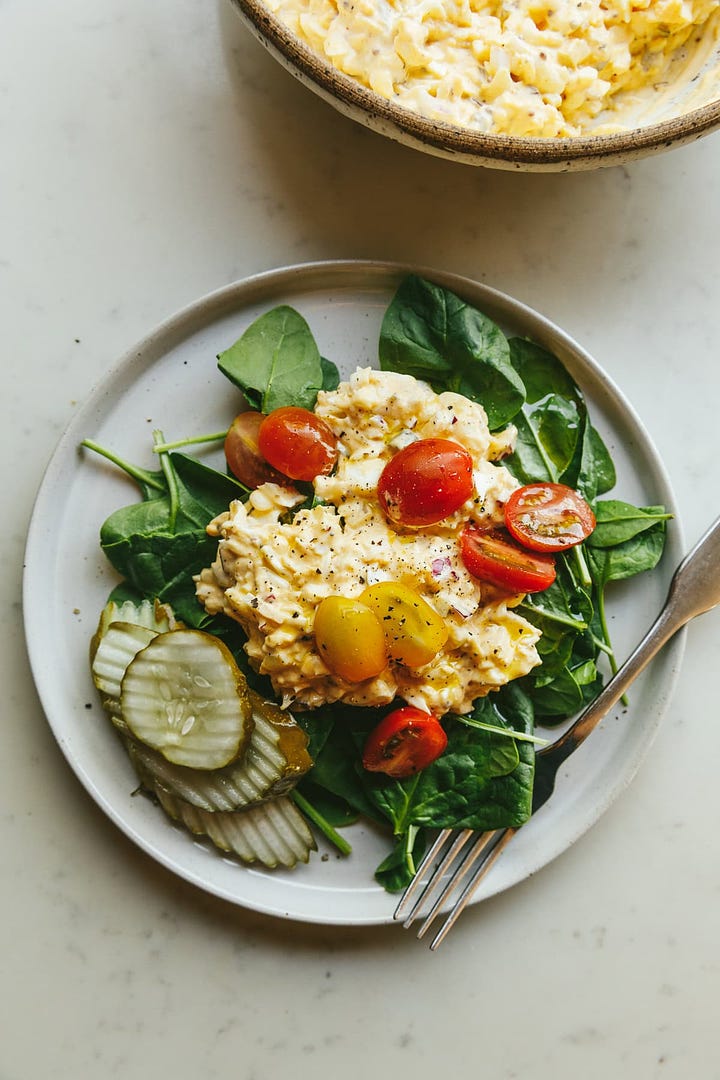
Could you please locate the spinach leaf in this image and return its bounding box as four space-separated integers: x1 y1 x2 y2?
508 336 581 404
505 336 615 501
586 518 668 585
573 423 617 500
526 657 602 721
170 451 249 506
98 445 246 625
588 501 673 549
320 356 340 392
379 276 525 430
218 305 326 412
507 394 583 484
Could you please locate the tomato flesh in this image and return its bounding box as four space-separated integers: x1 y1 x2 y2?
313 596 388 683
505 483 596 553
460 525 556 593
360 582 448 667
378 438 474 528
258 406 338 482
224 411 288 489
362 706 447 778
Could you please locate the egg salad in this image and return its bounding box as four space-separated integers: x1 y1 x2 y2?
195 368 542 716
264 0 720 136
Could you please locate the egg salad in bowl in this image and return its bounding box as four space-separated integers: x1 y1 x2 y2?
196 368 541 716
261 0 720 137
231 0 720 166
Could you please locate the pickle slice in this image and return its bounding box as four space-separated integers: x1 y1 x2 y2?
150 783 316 868
121 629 253 770
124 688 312 812
91 621 158 707
90 598 177 664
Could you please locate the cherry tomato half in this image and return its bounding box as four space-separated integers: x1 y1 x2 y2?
360 582 448 668
258 406 338 482
224 411 288 489
362 706 448 778
505 483 596 553
459 525 556 593
378 438 474 528
313 596 388 683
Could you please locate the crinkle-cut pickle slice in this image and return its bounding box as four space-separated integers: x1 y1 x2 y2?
125 688 312 812
150 783 316 869
91 621 158 706
120 629 252 770
89 597 177 665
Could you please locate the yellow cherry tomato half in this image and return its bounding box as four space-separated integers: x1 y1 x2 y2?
313 596 388 683
360 582 448 668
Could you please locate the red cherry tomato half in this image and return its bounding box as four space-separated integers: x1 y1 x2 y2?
459 525 556 593
362 706 448 779
505 483 596 553
377 438 474 528
224 411 289 489
258 406 338 482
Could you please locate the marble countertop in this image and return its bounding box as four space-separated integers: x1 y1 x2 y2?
3 2 719 1077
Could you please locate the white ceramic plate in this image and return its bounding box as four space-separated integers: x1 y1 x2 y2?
23 261 685 925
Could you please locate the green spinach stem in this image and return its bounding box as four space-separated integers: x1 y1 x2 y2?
154 430 180 529
595 582 631 704
457 717 549 746
152 431 228 453
572 543 592 588
290 790 352 856
80 438 164 492
520 601 588 633
404 824 420 878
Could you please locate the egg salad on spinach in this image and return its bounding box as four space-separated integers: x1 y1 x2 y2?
81 275 670 892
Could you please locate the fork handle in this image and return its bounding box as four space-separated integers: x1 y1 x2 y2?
538 514 720 767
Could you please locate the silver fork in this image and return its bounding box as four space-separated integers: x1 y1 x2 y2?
395 513 720 949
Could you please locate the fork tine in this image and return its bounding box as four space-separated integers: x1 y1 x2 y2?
395 829 475 927
415 829 499 941
393 828 454 923
427 827 517 950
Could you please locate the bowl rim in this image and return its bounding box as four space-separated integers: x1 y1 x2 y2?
231 0 720 167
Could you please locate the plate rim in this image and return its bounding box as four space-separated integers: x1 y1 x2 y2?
22 259 687 926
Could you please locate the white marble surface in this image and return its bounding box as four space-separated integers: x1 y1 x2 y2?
2 2 719 1077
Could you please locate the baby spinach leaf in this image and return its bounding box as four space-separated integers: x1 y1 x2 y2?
573 423 616 500
320 356 340 392
508 336 581 404
217 305 326 413
527 658 601 720
170 452 249 507
96 442 248 626
588 502 673 548
102 524 216 613
379 276 525 430
586 520 668 585
505 395 582 486
505 338 615 501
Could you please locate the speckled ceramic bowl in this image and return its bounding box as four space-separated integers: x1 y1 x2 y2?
230 0 720 171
